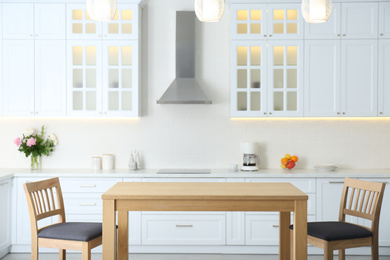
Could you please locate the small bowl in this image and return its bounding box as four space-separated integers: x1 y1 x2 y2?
313 164 337 172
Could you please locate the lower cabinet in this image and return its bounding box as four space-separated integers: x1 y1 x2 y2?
0 178 12 258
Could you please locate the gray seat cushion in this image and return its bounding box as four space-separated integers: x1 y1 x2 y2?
38 222 102 242
289 221 372 241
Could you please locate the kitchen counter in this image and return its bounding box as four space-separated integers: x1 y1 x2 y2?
3 168 390 179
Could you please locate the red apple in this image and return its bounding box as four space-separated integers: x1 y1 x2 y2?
286 161 296 169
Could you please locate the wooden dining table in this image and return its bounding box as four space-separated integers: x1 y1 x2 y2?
102 182 308 260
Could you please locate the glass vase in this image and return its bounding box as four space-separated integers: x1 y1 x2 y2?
31 155 41 170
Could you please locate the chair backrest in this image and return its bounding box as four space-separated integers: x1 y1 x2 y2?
23 177 66 236
339 178 386 232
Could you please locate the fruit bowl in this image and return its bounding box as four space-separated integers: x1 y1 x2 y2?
281 154 298 170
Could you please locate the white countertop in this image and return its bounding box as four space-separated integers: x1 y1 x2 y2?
1 168 390 180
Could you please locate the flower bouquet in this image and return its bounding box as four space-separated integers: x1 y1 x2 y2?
14 125 58 170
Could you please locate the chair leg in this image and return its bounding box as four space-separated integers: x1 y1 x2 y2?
82 243 91 260
59 249 66 260
324 243 333 260
338 249 345 260
371 239 379 260
31 242 38 260
290 229 294 260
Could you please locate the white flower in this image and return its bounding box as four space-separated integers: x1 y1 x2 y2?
24 128 34 137
49 133 58 145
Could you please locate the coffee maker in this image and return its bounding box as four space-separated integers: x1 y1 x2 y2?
240 142 260 171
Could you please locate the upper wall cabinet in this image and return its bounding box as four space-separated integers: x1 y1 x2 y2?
231 4 303 40
104 4 140 40
379 2 390 39
378 40 390 117
2 3 65 40
67 4 103 40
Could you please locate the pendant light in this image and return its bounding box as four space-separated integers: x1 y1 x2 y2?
86 0 117 21
301 0 332 23
195 0 224 22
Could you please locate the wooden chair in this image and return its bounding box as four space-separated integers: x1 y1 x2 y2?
24 177 110 260
290 177 386 260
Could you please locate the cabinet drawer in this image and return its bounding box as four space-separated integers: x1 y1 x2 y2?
63 193 102 214
60 178 121 193
142 214 226 245
246 178 316 193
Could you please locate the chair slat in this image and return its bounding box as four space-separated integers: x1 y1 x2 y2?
363 191 371 213
371 192 379 215
44 189 51 211
33 192 41 214
348 187 355 210
49 187 56 210
353 189 361 211
39 190 47 213
358 190 366 212
368 191 376 214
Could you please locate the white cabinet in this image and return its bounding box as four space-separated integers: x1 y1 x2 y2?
0 179 12 256
378 40 390 117
341 3 378 39
304 40 341 116
67 4 103 40
104 4 140 40
2 3 65 40
341 40 377 116
379 2 390 39
267 4 303 40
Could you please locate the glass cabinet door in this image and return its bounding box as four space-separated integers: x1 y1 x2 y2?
103 4 139 40
67 41 102 116
67 4 103 40
267 41 303 116
267 4 303 40
231 41 267 117
230 4 268 40
103 41 139 117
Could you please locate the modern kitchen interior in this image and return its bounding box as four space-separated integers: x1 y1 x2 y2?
0 0 390 259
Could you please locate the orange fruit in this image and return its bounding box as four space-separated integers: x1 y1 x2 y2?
285 154 291 160
281 158 289 165
281 163 287 169
291 156 298 162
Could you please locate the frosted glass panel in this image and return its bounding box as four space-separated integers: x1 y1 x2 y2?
73 92 83 110
251 24 261 34
287 10 298 20
122 10 132 20
274 92 284 111
112 11 119 20
237 69 247 89
287 92 297 111
237 92 247 111
237 10 248 20
109 69 119 88
251 10 261 20
122 47 132 65
287 23 298 34
237 24 247 34
109 47 119 65
109 92 119 110
274 46 284 66
237 47 247 66
251 92 261 111
287 69 297 88
73 47 83 65
287 46 297 66
122 92 132 110
86 92 96 110
86 69 96 88
122 69 132 88
274 23 284 34
122 24 132 34
86 23 96 34
73 24 83 34
109 24 119 34
86 47 96 65
274 10 284 20
73 69 83 88
73 10 83 20
250 46 261 66
251 69 261 88
274 69 284 88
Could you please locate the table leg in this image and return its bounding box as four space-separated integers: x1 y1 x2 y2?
293 200 307 260
118 211 129 260
279 212 290 260
103 199 116 260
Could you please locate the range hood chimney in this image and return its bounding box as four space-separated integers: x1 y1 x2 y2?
157 11 212 104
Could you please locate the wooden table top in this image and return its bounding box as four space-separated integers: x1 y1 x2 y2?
102 182 308 201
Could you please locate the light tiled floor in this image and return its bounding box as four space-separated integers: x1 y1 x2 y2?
2 254 390 260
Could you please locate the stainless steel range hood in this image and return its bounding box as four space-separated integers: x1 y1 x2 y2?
157 11 212 104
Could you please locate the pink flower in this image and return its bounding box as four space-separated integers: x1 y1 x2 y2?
14 137 21 147
26 138 36 147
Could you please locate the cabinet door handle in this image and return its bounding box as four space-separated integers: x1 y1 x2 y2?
264 112 267 115
79 203 96 206
30 34 33 37
342 112 345 115
380 33 384 36
269 112 272 115
329 181 344 184
380 112 383 115
79 184 97 187
264 35 267 37
269 34 272 37
0 182 9 186
272 225 279 228
35 34 38 37
343 34 346 36
337 34 341 36
176 224 193 228
337 112 340 115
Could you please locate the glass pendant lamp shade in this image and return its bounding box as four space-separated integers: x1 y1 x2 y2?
86 0 117 21
301 0 332 23
195 0 224 22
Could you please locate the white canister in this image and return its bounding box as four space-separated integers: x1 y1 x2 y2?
91 157 102 170
102 154 115 170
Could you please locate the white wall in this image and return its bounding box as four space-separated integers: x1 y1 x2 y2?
0 0 389 170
